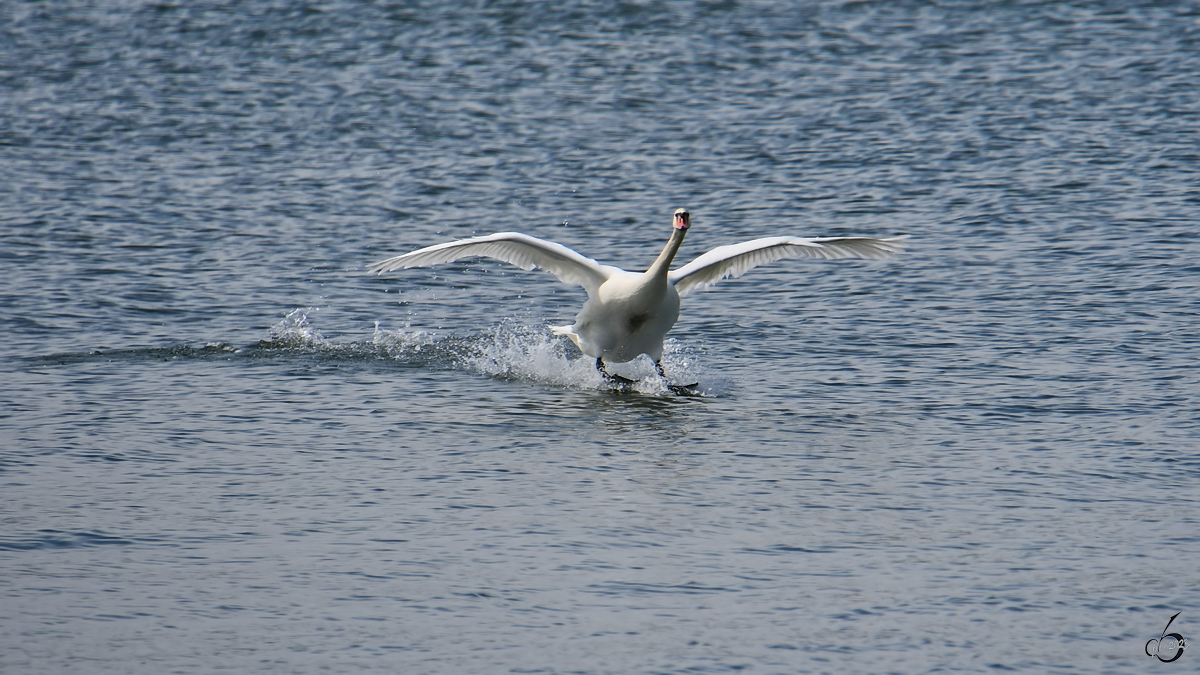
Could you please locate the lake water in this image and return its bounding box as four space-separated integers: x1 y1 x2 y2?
3 1 1199 673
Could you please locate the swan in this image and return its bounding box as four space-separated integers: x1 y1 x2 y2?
368 209 906 391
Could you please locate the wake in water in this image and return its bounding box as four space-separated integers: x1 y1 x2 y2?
264 308 715 396
28 308 717 396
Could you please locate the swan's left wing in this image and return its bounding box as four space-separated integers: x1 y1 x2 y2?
669 235 907 297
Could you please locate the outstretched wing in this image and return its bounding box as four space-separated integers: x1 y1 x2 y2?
669 235 907 297
368 232 619 296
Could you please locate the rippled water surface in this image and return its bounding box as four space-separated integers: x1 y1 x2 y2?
3 2 1200 673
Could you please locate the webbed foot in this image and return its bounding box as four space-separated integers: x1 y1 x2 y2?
656 360 699 395
667 382 701 396
597 358 636 390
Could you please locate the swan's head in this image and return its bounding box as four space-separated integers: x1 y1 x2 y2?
673 208 690 231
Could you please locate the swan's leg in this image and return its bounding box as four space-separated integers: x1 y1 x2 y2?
656 359 699 395
597 357 635 387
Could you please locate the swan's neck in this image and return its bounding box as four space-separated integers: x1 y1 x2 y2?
646 227 687 280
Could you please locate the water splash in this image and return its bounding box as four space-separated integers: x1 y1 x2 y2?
459 320 603 388
272 309 717 395
261 308 439 365
262 308 333 350
369 320 437 360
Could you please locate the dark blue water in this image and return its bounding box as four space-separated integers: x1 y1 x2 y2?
3 2 1199 673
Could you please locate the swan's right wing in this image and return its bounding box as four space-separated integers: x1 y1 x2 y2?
669 235 907 297
368 232 619 295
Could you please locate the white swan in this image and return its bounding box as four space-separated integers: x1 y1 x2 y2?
369 209 906 390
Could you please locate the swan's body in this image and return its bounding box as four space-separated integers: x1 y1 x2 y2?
369 209 906 387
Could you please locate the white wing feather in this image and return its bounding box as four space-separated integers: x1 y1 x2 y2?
368 232 619 295
669 235 908 297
